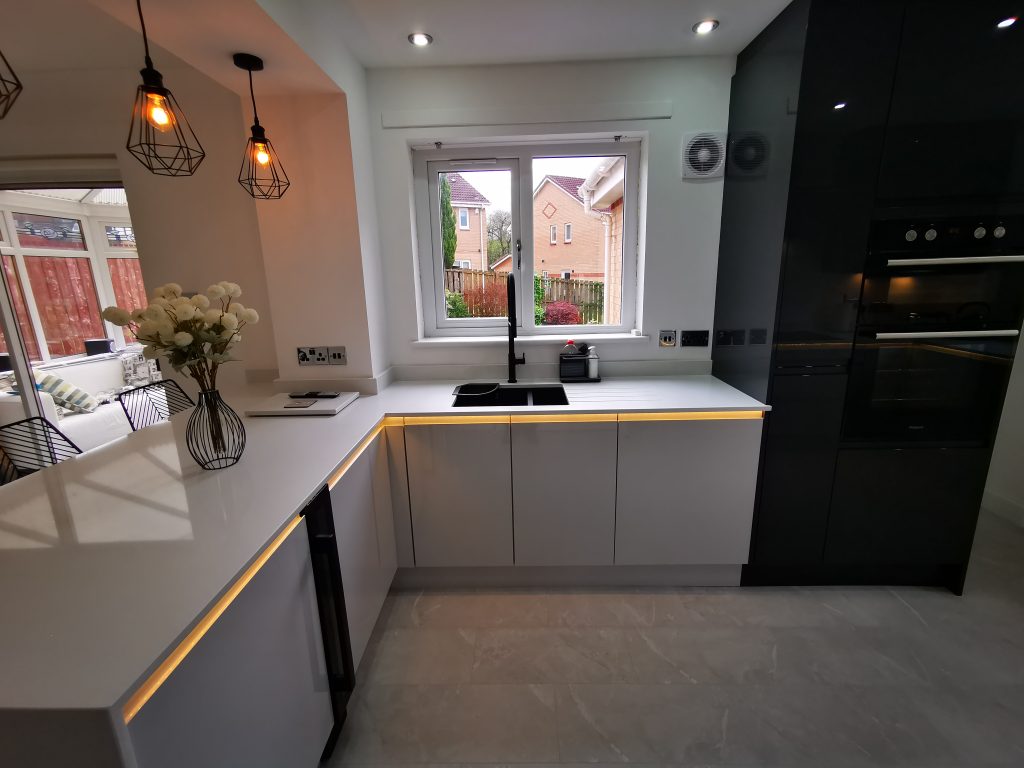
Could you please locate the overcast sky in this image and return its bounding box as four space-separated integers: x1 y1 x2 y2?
458 156 615 213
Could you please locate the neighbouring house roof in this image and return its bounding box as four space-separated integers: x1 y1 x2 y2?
535 175 610 213
446 172 490 206
491 254 513 270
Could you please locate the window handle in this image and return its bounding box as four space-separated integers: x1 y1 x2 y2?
516 238 521 270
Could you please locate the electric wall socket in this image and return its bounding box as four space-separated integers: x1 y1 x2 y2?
327 346 347 365
297 346 328 366
659 330 678 347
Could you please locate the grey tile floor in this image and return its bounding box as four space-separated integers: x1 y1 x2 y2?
329 511 1024 767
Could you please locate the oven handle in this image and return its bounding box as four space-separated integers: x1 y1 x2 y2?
886 255 1024 267
875 330 1020 340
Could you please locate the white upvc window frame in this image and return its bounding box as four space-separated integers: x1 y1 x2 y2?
413 139 641 338
0 196 136 362
458 207 470 229
549 224 557 245
564 222 573 243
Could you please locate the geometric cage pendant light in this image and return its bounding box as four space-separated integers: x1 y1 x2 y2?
0 46 24 120
234 53 290 199
126 0 205 176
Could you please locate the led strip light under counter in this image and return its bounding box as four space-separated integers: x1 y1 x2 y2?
121 514 304 724
617 410 764 421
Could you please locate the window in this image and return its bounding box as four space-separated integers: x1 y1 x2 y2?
0 193 144 361
415 140 640 336
455 259 472 269
458 207 470 229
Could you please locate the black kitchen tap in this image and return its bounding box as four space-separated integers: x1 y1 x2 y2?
507 272 525 383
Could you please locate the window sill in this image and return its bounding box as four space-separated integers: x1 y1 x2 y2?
412 333 650 348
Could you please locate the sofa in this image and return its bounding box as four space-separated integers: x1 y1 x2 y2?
0 356 136 453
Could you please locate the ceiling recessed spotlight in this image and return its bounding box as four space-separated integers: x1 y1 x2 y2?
408 32 433 46
997 16 1017 28
833 102 847 110
692 19 719 35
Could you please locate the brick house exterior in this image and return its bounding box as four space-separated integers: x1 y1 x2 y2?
531 176 607 280
446 172 489 271
495 168 625 324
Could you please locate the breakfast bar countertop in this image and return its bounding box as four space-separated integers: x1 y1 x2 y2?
0 375 766 713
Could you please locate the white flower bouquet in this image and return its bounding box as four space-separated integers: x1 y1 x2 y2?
102 281 259 393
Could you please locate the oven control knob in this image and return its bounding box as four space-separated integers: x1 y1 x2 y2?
994 225 1006 239
974 226 987 239
925 228 938 241
904 229 918 242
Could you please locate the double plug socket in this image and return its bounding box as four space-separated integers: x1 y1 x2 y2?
297 346 347 366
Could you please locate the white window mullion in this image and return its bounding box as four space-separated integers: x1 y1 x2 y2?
11 252 50 363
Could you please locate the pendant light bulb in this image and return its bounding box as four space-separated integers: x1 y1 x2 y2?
234 53 290 200
126 0 205 176
145 91 174 131
254 142 271 166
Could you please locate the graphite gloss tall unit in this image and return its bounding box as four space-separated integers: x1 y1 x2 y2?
713 0 1024 592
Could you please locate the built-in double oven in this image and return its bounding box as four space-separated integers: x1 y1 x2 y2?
843 215 1024 447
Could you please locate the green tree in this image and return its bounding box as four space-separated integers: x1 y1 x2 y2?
486 208 512 267
440 174 457 269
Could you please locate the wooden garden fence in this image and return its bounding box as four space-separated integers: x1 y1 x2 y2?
444 269 604 324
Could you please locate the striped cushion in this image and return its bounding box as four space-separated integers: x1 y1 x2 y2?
33 372 98 414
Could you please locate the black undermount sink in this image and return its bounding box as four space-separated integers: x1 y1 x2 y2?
452 383 569 407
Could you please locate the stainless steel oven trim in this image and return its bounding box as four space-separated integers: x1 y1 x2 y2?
886 255 1024 267
875 330 1020 340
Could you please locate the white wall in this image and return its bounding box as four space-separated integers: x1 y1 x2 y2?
986 337 1024 526
365 57 734 377
255 0 390 380
0 60 278 388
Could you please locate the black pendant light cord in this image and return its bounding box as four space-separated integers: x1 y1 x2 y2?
136 0 153 69
247 70 260 127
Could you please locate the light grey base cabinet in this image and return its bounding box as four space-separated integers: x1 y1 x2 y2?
330 432 397 671
126 517 333 768
405 422 513 566
511 421 618 565
615 419 762 565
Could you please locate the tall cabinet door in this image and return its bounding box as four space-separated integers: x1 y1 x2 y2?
615 418 763 565
330 432 397 671
511 420 618 566
753 373 847 563
405 421 513 567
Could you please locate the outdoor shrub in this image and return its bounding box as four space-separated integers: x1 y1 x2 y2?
534 275 545 325
544 300 581 325
445 290 470 318
462 282 507 317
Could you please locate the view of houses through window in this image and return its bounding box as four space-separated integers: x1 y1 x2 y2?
437 153 627 328
0 188 145 363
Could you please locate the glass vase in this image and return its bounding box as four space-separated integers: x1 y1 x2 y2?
186 389 246 470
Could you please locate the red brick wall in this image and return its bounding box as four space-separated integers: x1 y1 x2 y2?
453 204 487 270
533 182 605 279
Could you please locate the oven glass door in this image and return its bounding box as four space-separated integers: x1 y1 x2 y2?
859 261 1024 332
842 335 1016 445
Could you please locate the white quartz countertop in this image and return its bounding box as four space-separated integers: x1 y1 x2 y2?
0 375 765 711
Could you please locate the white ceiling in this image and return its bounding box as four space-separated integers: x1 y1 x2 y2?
322 0 793 68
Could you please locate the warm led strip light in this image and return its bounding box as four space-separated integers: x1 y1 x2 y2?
510 413 617 424
403 414 511 426
618 410 763 421
122 514 304 724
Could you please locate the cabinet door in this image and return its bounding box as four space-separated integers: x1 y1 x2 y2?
615 419 763 565
511 421 617 566
330 432 396 671
753 373 847 564
405 422 513 567
127 518 333 768
825 448 989 566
